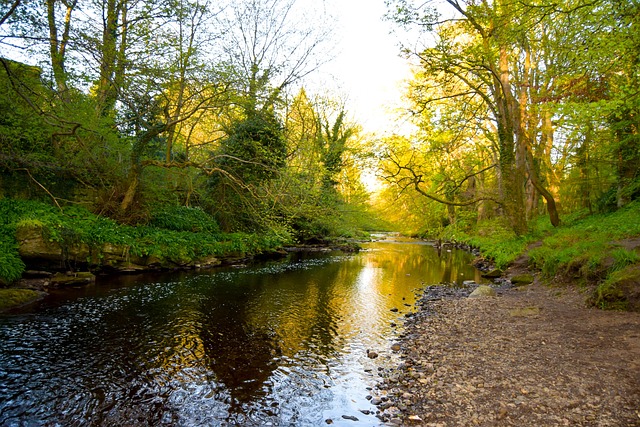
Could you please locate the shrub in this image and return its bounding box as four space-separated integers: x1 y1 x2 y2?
149 205 220 234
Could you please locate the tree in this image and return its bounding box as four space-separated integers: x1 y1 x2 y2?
217 0 331 114
384 0 576 233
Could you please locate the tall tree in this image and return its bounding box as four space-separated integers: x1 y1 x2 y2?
385 0 569 233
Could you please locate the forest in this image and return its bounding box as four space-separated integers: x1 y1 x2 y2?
1 0 639 308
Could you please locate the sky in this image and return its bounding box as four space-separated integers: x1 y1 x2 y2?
312 0 414 135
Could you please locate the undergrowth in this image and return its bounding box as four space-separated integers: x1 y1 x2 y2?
0 198 291 283
442 216 552 269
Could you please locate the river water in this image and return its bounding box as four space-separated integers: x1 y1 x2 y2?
0 237 484 426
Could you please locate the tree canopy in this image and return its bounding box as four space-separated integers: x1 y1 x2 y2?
379 0 639 236
1 0 638 244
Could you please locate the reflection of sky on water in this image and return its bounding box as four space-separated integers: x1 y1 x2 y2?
0 241 484 426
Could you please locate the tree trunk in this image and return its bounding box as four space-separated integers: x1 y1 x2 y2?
541 105 562 212
46 0 74 101
96 0 120 117
496 45 527 234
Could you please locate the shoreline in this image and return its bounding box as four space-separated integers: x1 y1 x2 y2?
372 281 640 426
0 242 361 312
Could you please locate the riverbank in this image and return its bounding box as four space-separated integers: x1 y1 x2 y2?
374 279 640 426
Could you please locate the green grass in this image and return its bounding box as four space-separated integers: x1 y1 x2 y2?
443 217 542 269
445 201 640 310
590 267 638 310
528 201 640 280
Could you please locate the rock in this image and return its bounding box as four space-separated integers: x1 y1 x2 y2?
49 271 96 287
481 268 503 278
390 307 399 312
0 288 44 311
367 350 379 359
497 408 508 420
17 224 66 261
510 274 534 286
469 285 497 298
371 397 383 405
196 255 222 268
391 343 401 351
408 414 423 422
341 415 359 421
509 306 541 317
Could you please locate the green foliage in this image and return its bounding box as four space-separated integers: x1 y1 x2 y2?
442 217 535 269
149 205 220 233
216 111 287 183
0 228 25 283
0 60 53 162
0 198 291 282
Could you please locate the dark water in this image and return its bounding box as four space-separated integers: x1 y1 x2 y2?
0 237 484 426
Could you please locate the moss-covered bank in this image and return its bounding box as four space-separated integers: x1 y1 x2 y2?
0 288 44 311
0 198 290 285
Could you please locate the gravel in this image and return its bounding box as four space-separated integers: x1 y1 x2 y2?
373 282 640 426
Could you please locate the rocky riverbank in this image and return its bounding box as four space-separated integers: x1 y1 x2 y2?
371 279 640 426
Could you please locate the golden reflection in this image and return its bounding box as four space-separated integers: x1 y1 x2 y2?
146 241 483 401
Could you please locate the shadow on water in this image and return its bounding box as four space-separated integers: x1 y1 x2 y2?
0 238 485 426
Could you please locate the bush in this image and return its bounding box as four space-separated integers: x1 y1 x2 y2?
149 205 220 233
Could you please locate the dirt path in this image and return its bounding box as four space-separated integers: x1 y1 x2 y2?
374 283 640 426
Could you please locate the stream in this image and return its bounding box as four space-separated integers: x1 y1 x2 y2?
0 236 485 426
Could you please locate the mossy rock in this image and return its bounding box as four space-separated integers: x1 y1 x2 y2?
50 271 96 287
0 288 43 311
481 268 503 278
591 265 640 311
511 274 534 286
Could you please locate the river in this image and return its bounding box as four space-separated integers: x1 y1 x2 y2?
0 236 485 426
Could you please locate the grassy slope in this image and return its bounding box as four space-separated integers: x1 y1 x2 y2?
447 201 640 310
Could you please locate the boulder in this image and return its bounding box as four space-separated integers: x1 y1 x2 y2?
17 224 63 261
510 274 534 286
49 271 96 287
469 285 497 298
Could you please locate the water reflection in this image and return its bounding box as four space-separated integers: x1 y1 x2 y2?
0 239 484 426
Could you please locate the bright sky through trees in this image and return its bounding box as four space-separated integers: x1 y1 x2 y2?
311 0 412 134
